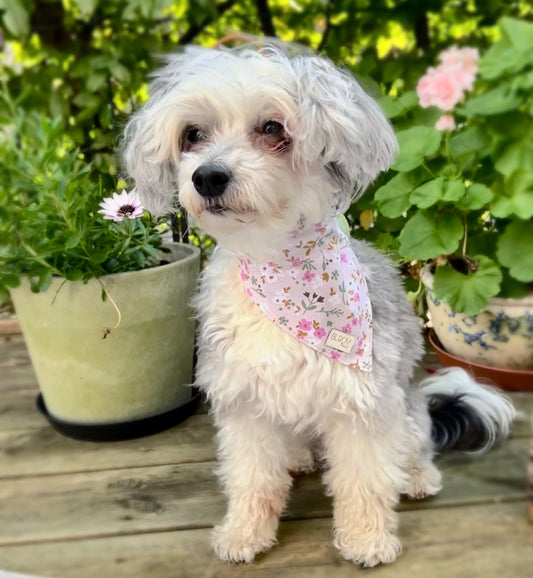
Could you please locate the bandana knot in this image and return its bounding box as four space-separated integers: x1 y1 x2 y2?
238 219 373 371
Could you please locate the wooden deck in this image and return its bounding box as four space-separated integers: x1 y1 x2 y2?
1 334 532 578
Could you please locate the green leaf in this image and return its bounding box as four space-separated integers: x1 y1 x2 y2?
493 135 533 176
409 178 464 209
433 256 503 315
491 171 533 219
497 221 533 282
462 86 523 117
65 232 82 249
31 270 53 294
378 92 418 119
391 127 442 172
72 0 100 20
479 17 533 80
1 274 20 288
374 174 414 218
456 183 494 210
399 211 463 260
442 180 465 202
409 177 444 209
108 61 131 84
449 126 492 159
86 71 107 92
0 0 29 36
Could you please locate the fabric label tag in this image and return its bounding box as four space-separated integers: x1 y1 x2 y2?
326 329 356 354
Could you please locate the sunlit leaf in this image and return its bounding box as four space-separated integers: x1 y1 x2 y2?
433 256 502 315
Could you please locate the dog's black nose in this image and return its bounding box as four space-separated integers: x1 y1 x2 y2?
192 164 231 198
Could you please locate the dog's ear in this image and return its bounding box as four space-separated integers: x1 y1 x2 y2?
289 56 397 203
122 47 210 215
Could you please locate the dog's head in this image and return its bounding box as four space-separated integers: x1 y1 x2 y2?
123 45 397 258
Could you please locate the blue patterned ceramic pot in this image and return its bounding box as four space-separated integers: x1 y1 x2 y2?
421 267 533 370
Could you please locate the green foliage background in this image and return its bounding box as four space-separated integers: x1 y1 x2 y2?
1 0 532 309
2 0 531 178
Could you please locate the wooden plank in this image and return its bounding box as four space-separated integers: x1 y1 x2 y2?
0 502 531 578
0 389 43 431
0 415 217 478
0 437 528 546
2 335 531 430
0 336 28 366
1 391 531 478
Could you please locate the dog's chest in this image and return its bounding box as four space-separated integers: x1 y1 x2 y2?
199 249 305 371
195 248 371 424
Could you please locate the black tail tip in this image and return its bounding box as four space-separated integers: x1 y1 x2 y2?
428 393 494 454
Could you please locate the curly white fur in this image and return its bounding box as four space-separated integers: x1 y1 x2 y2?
123 45 515 568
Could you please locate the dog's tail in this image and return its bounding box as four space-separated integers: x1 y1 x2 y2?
420 368 516 454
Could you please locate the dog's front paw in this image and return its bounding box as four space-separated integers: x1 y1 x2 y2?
335 531 402 568
212 523 277 564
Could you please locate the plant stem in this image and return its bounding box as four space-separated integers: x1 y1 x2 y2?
17 237 64 277
98 279 122 339
462 216 468 257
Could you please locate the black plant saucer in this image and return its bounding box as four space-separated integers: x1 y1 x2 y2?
36 390 201 442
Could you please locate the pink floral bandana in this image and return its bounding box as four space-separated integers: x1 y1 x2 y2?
238 219 373 371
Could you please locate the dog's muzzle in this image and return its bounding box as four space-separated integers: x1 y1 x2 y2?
192 164 232 198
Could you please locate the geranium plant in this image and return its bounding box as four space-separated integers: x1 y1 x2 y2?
351 17 533 316
0 87 168 296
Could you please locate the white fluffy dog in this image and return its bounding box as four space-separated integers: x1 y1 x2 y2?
123 45 515 567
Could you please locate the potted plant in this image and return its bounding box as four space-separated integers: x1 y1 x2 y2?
0 90 201 439
348 17 533 386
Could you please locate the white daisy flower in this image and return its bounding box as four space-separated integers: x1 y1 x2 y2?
98 189 144 222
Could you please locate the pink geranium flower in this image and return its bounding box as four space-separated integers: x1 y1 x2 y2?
416 66 465 111
438 46 479 76
330 351 341 361
416 46 479 111
435 114 456 131
302 271 315 282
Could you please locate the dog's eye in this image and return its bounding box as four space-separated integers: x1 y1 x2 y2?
185 127 206 144
262 121 284 136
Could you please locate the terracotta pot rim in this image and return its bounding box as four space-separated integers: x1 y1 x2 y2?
428 330 533 391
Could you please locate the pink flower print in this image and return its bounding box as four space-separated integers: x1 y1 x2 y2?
340 253 348 263
302 271 315 283
240 269 248 282
435 114 456 131
341 324 352 334
330 351 341 361
313 327 326 339
314 222 325 232
353 293 360 303
290 257 303 267
298 319 313 332
351 317 360 326
246 288 253 297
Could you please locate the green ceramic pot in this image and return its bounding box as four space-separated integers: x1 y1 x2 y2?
10 243 200 424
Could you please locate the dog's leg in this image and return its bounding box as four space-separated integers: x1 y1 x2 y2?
211 411 294 563
403 391 442 500
323 413 409 568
